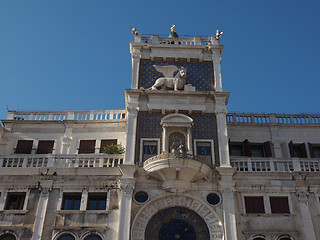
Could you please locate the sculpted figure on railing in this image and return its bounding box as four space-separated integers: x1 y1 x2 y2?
150 65 186 91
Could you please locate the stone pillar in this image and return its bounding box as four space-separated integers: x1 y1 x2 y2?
162 126 167 153
124 107 138 164
32 188 50 240
187 128 193 154
217 167 237 240
118 180 135 240
215 101 230 166
296 188 316 240
131 52 141 89
212 51 222 92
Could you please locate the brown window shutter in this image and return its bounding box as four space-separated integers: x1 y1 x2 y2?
244 196 265 213
36 140 54 154
79 140 96 154
270 197 290 213
100 139 117 153
308 143 314 158
15 140 33 154
300 143 307 158
289 141 294 157
243 139 251 157
263 141 272 157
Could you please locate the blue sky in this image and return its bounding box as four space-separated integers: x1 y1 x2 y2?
0 0 319 121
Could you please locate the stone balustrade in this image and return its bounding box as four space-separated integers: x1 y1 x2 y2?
135 34 218 46
227 113 320 126
0 154 124 168
6 110 126 121
231 157 320 172
143 152 211 167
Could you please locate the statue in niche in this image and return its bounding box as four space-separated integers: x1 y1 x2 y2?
150 65 186 91
169 132 186 154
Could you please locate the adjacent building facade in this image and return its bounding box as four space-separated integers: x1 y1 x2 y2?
0 29 320 240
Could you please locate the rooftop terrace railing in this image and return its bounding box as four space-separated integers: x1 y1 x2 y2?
134 34 219 46
0 154 124 168
6 110 126 121
231 157 320 172
227 113 320 126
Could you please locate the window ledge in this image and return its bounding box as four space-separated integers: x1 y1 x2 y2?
0 210 28 214
56 210 109 214
242 213 292 217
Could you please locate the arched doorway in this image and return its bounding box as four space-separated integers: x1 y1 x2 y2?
131 195 223 240
145 207 209 240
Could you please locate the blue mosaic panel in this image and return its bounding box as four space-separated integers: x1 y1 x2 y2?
140 60 214 91
192 115 215 139
138 113 215 145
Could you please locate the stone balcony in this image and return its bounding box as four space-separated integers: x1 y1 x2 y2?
0 154 124 169
4 110 126 121
143 153 211 193
231 157 320 172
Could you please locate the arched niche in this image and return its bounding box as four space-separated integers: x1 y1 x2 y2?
161 114 193 154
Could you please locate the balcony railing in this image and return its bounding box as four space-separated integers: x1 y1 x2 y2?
143 152 211 167
134 34 219 46
227 113 320 126
6 110 126 121
0 154 124 168
231 157 320 172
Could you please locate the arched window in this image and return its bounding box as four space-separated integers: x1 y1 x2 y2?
57 234 75 240
277 237 293 240
84 235 102 240
0 233 16 240
252 237 265 240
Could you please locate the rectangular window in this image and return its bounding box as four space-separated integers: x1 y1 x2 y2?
5 192 26 210
244 196 265 213
36 140 54 154
87 193 107 210
313 147 320 158
100 139 117 153
308 143 320 158
62 193 81 210
229 140 272 157
197 142 211 155
15 140 33 154
270 197 290 214
251 144 265 157
289 141 307 158
78 140 96 154
229 143 244 156
142 141 158 161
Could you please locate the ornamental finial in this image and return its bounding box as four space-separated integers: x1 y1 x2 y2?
171 24 176 33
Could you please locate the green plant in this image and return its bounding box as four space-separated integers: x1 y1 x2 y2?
102 144 125 154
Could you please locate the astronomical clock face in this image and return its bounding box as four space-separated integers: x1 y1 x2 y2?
145 207 210 240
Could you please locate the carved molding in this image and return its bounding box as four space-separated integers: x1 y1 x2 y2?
295 189 309 203
62 136 72 145
120 183 135 195
131 195 224 240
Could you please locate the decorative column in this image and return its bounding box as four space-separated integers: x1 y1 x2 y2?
212 50 222 92
217 167 237 240
124 106 139 164
32 187 50 240
215 100 230 166
162 126 167 153
187 127 193 154
118 180 135 240
131 51 141 89
296 188 316 240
